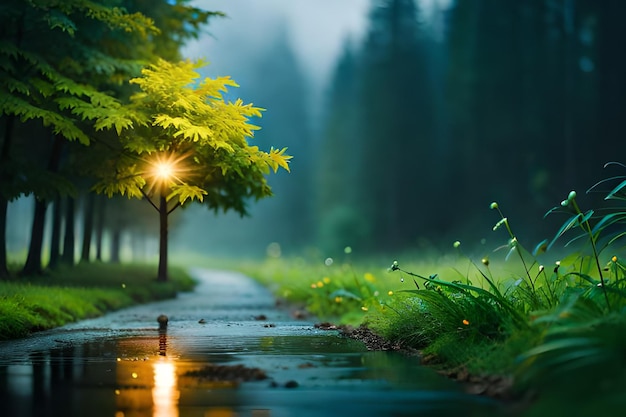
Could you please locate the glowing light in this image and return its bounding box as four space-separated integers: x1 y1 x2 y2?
153 358 179 417
155 161 174 181
147 152 190 190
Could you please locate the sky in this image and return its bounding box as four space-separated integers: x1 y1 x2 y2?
184 0 371 91
183 0 452 118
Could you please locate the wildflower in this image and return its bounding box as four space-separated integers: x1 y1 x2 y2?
490 202 498 210
612 256 618 263
453 241 461 248
334 296 343 303
316 281 324 288
364 272 376 282
462 319 470 326
361 306 368 311
323 277 331 284
388 290 394 296
310 283 317 289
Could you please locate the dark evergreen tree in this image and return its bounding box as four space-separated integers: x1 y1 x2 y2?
445 0 605 242
356 0 437 250
248 30 314 249
316 42 368 253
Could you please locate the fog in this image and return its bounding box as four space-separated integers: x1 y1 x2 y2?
6 0 626 267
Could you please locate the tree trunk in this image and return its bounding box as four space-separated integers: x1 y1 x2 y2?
0 10 23 278
95 196 105 261
80 192 94 262
61 196 75 266
157 193 168 282
21 198 48 276
22 134 64 275
48 196 62 269
0 115 16 279
0 198 9 279
110 226 121 264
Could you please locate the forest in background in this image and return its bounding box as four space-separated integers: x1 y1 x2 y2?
172 0 626 260
5 0 626 265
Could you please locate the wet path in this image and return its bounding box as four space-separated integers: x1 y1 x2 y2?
0 269 506 417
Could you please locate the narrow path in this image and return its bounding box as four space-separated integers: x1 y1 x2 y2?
0 269 505 417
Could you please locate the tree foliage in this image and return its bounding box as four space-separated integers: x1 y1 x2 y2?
94 59 291 215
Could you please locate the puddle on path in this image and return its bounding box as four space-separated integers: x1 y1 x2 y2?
0 269 508 417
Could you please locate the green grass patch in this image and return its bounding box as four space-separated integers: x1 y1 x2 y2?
234 185 626 415
0 262 194 340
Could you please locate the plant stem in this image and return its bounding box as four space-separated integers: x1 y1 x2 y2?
571 199 611 311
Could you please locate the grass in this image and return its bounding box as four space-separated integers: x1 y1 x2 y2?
238 176 626 416
0 262 195 340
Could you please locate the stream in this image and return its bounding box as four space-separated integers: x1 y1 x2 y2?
0 268 508 417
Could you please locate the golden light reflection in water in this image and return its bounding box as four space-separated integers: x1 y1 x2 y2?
153 357 180 417
115 356 180 416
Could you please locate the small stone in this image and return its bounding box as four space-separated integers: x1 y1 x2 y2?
284 380 299 388
157 314 168 328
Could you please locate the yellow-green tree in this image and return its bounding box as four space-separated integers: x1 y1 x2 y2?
95 59 291 281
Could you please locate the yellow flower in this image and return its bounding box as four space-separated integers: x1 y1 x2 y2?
462 319 470 326
612 255 618 263
317 281 324 288
323 277 331 284
388 290 394 296
334 296 343 303
364 272 376 282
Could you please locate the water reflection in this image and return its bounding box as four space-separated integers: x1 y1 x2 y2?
153 358 179 417
0 330 505 417
115 325 181 417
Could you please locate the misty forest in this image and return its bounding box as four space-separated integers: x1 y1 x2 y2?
177 0 626 259
4 0 626 262
3 1 626 416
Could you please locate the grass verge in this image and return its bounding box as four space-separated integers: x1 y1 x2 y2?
0 262 195 340
237 187 626 416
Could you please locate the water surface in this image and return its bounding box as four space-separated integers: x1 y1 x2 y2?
0 269 505 417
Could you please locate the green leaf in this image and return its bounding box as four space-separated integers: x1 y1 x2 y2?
606 179 626 200
548 213 583 250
